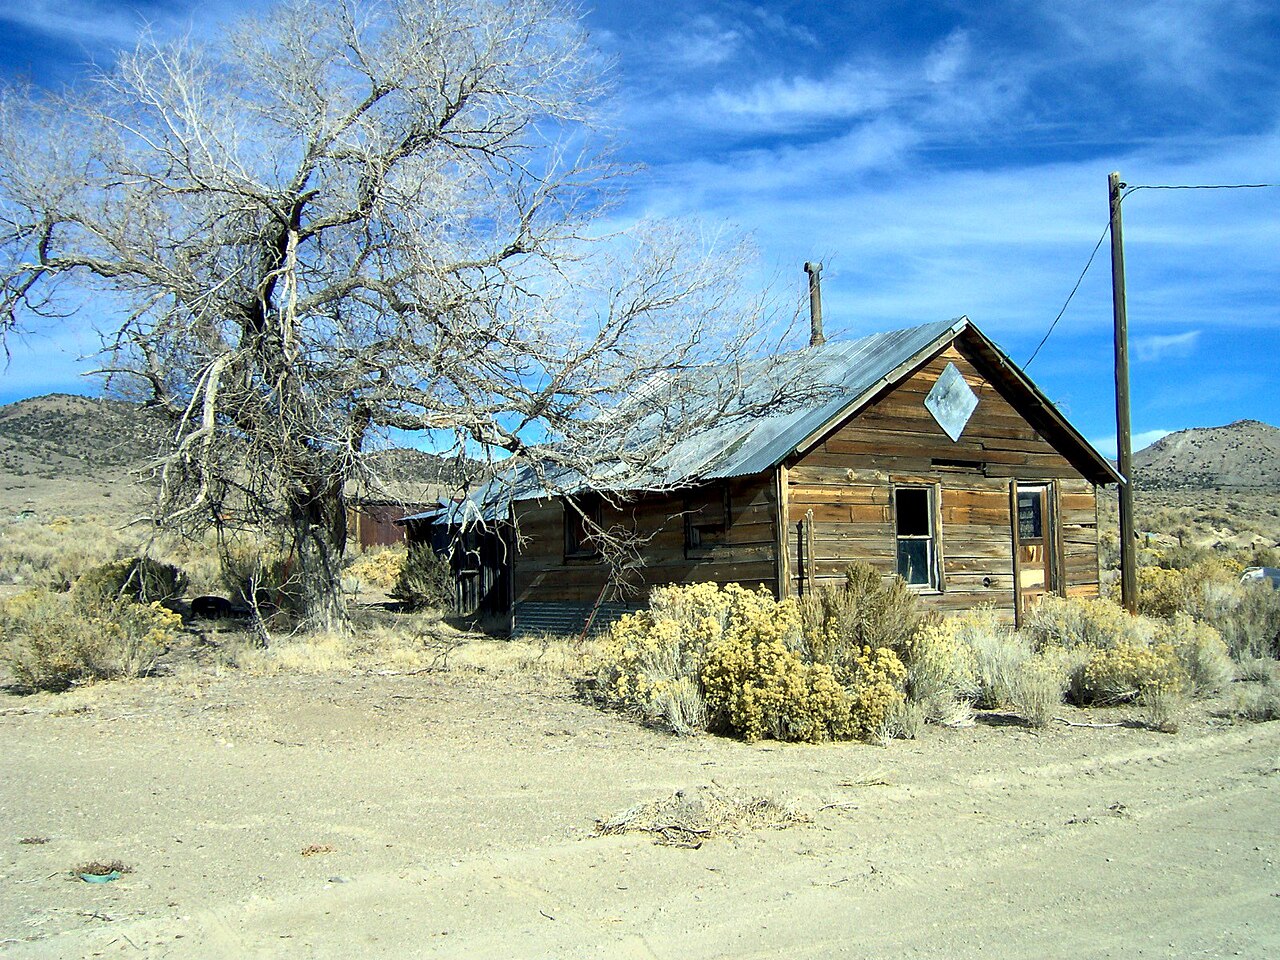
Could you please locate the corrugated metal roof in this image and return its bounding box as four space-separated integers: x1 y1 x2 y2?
655 317 966 482
521 317 965 496
406 314 1116 516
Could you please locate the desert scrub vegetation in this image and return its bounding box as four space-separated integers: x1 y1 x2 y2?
345 544 407 592
600 574 1258 739
73 556 187 605
0 515 136 587
595 569 913 744
390 546 454 611
594 581 736 735
1118 557 1280 660
0 587 183 691
232 618 590 680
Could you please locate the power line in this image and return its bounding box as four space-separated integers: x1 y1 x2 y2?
1024 221 1110 368
1025 180 1277 366
1123 182 1278 197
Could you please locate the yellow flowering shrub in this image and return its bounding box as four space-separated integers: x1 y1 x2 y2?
599 580 909 743
700 594 860 742
1081 642 1186 704
1 588 183 691
900 619 978 711
1133 566 1192 620
842 645 908 741
346 545 407 591
596 582 775 735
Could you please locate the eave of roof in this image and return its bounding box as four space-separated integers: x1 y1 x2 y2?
508 315 1119 501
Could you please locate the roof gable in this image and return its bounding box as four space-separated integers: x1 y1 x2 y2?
513 316 1118 500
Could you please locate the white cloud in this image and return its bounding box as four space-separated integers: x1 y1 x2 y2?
1134 330 1200 362
656 15 743 68
924 29 971 85
0 0 146 46
1041 0 1241 87
653 28 995 136
0 0 246 59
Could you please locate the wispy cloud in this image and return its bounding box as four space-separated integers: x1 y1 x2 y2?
659 28 997 136
0 0 148 46
1135 330 1200 362
655 14 744 68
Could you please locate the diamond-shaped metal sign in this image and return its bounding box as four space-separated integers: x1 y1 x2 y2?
924 362 979 441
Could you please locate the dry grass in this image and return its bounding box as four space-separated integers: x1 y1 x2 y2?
0 516 136 587
1227 679 1280 723
1139 684 1186 733
595 786 805 848
229 621 598 682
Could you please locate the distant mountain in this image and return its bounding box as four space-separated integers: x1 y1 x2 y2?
1133 420 1280 490
0 393 462 516
0 393 168 480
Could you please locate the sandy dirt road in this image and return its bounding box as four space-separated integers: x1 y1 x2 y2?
2 669 1277 959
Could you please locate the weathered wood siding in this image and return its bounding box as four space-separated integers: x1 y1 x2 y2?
350 503 409 549
512 475 778 605
786 342 1100 613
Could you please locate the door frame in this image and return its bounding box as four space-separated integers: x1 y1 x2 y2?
1010 479 1063 624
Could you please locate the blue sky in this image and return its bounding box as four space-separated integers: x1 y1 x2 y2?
1 0 1277 456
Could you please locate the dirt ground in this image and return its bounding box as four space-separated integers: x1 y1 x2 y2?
2 658 1278 959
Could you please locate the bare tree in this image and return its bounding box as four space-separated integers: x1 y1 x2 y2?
0 0 792 631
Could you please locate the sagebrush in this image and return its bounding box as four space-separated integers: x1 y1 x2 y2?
1 588 183 691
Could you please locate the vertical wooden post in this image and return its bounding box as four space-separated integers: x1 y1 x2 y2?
775 464 791 599
1051 482 1066 598
1010 480 1023 626
1109 171 1138 615
803 508 816 596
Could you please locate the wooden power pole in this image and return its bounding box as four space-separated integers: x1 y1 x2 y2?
1109 171 1138 614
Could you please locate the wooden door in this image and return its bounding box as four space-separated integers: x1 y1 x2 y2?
1013 483 1056 619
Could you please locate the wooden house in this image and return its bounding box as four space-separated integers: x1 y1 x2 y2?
502 316 1119 635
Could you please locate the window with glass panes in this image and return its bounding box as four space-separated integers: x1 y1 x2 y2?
894 486 935 587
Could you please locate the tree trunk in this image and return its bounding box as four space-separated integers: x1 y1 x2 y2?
288 480 351 634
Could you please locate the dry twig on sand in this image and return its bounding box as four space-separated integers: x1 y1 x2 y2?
595 787 803 848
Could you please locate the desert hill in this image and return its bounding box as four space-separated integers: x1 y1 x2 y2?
0 393 168 480
1133 419 1280 491
0 394 170 516
0 393 460 517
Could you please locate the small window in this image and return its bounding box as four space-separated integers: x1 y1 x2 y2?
564 498 601 558
894 487 936 587
684 484 731 555
1017 490 1044 541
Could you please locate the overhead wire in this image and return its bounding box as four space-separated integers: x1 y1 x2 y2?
1024 222 1109 368
1024 180 1278 367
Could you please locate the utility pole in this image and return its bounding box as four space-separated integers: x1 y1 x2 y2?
1109 171 1138 614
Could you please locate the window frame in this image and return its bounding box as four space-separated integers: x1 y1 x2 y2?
563 496 602 560
684 483 732 557
893 484 939 590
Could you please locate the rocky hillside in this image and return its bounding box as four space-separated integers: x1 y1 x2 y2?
0 393 461 516
0 393 168 480
1134 420 1280 490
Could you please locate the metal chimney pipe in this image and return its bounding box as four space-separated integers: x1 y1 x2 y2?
803 261 825 346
